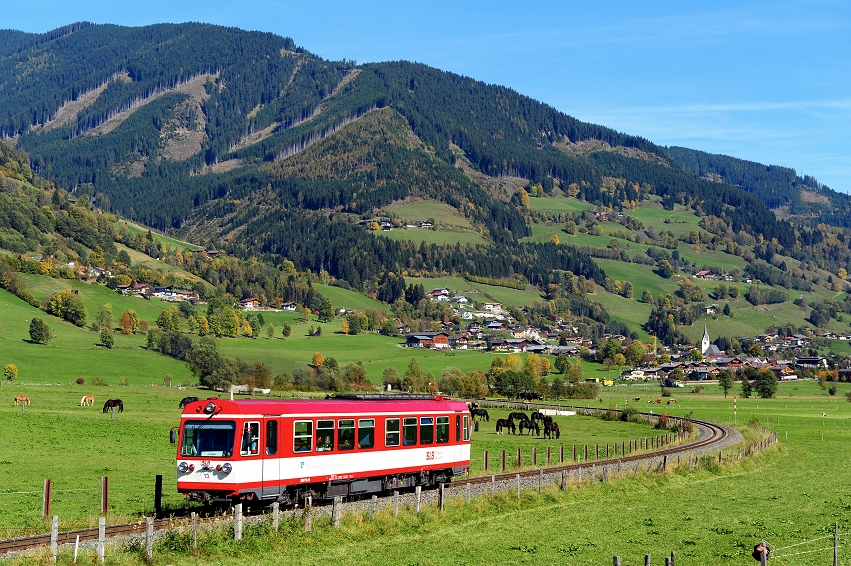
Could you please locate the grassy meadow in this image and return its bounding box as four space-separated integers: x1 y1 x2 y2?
3 380 851 565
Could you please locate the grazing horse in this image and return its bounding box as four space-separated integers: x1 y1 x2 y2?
541 415 553 425
495 418 516 435
530 411 546 422
80 395 94 407
666 399 677 405
470 408 490 422
634 397 641 401
543 421 560 440
519 419 540 436
14 395 30 406
508 411 529 422
103 399 124 413
178 396 200 408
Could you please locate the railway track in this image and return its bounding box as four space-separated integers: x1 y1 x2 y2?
0 415 738 556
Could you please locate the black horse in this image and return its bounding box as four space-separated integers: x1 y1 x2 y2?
178 396 199 408
471 408 490 421
495 418 516 435
531 411 546 422
543 421 560 439
103 399 124 413
518 418 540 436
508 411 529 422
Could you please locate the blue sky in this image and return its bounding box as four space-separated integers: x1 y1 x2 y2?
5 1 850 192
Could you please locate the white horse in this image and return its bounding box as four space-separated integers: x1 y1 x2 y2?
80 395 94 407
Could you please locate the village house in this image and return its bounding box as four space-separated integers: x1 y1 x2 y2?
239 297 260 309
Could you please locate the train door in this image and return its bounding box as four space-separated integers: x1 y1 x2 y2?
261 416 281 499
455 412 469 468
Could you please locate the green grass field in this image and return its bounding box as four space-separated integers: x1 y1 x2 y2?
380 200 473 229
117 221 198 252
403 276 543 309
4 380 851 565
373 226 488 246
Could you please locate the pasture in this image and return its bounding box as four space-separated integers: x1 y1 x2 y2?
4 381 851 565
0 385 661 537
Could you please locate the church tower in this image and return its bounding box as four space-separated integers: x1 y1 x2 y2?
700 323 711 355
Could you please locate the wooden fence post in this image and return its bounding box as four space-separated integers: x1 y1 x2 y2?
438 484 445 512
145 516 154 559
484 450 489 471
501 450 506 472
43 479 52 519
101 476 110 516
547 446 551 466
98 517 105 563
516 447 522 468
153 475 161 517
234 503 243 541
560 445 564 463
532 447 537 466
584 444 588 461
573 445 577 462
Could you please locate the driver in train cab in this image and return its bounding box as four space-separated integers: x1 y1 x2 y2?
241 422 258 454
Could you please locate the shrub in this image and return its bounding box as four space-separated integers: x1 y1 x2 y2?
620 406 640 422
91 376 108 386
655 413 670 429
828 384 837 396
163 374 173 387
661 387 672 397
845 390 851 402
118 376 129 387
76 378 85 385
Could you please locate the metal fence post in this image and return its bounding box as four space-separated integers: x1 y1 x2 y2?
332 496 341 527
415 486 421 513
234 503 243 541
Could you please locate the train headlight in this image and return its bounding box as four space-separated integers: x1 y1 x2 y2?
222 463 232 474
204 402 216 414
178 462 189 474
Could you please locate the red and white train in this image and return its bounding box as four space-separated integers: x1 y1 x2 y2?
174 394 472 505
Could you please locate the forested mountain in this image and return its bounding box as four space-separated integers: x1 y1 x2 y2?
0 22 842 296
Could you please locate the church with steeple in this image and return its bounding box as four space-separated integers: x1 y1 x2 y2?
700 323 723 356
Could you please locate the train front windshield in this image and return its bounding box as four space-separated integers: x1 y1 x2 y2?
180 420 236 457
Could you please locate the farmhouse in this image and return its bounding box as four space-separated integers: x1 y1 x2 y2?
405 332 449 349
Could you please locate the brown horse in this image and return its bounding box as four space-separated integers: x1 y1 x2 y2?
14 395 30 406
80 395 94 407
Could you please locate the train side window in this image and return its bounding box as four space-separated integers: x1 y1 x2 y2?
420 417 434 445
266 420 278 455
293 420 313 453
317 420 335 452
338 419 355 451
456 415 461 442
463 415 470 441
436 416 450 444
358 419 375 449
385 418 400 447
403 417 417 445
240 421 260 456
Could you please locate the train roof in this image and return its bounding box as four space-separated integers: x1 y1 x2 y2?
181 395 469 417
